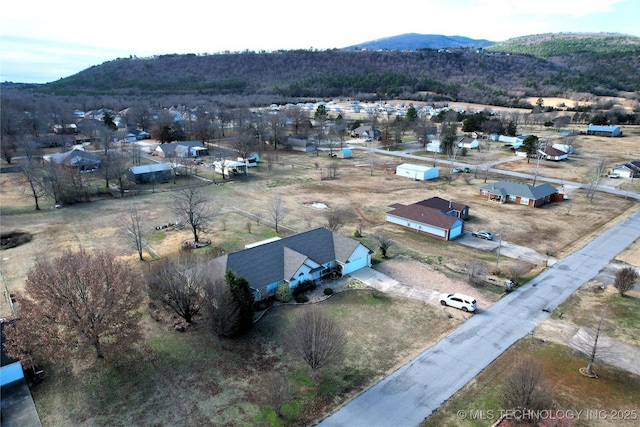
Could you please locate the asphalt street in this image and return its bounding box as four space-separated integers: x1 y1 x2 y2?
317 208 640 427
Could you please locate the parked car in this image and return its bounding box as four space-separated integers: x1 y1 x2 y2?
440 293 477 312
471 230 494 240
609 173 620 179
464 167 471 173
451 168 463 173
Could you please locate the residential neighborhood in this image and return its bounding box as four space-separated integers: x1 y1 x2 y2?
2 82 640 427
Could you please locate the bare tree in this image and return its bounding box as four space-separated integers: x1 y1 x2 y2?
613 266 639 296
466 259 488 286
231 133 258 175
505 263 530 286
4 248 143 363
146 254 205 324
130 142 143 166
355 217 365 237
18 138 47 210
172 186 216 243
324 208 350 232
570 310 612 378
501 357 552 418
374 232 395 259
267 110 287 150
0 136 19 164
289 308 346 380
286 105 311 135
126 103 152 131
268 193 288 233
368 146 376 176
585 158 608 202
124 203 146 261
261 372 295 419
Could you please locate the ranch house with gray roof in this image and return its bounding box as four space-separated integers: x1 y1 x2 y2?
209 227 373 300
480 180 560 207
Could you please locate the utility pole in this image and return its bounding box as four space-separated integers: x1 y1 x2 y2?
496 234 503 270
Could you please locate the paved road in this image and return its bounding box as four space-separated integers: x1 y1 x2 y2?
317 208 640 427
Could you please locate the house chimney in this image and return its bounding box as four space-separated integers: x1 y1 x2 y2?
449 200 452 209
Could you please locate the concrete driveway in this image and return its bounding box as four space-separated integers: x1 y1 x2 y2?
456 231 557 266
317 208 640 427
348 267 441 304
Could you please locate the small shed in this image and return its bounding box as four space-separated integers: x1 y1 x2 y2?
129 163 172 184
396 163 439 181
337 149 352 159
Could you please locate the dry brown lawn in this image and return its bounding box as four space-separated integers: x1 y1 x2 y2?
1 126 638 315
1 117 639 425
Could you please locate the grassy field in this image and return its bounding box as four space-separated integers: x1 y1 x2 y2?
30 290 458 426
421 337 640 427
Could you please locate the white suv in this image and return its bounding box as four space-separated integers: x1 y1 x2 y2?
440 293 477 312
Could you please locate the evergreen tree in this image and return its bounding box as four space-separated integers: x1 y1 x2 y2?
225 270 255 334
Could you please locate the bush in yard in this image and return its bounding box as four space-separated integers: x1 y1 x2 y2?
323 288 334 296
275 283 292 302
296 294 309 303
293 280 315 297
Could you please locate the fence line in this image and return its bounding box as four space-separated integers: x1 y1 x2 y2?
229 207 297 234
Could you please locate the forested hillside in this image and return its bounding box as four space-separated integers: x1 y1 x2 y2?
488 33 640 94
7 33 640 109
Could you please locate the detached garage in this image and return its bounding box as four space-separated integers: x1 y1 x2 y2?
396 163 439 181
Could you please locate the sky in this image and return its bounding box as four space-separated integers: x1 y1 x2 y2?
1 0 639 84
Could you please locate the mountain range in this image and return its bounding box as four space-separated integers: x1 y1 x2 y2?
343 33 494 50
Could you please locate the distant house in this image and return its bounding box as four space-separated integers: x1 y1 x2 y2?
153 141 208 158
286 135 316 152
497 135 526 149
129 163 172 184
538 146 568 161
44 148 102 171
213 160 247 176
351 125 381 140
35 134 77 148
386 199 466 240
587 124 621 137
480 180 561 207
457 137 479 149
425 140 443 153
396 163 439 181
552 143 574 155
209 227 373 300
610 160 640 178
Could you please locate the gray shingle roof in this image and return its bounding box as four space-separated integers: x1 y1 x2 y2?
213 227 368 290
480 180 558 199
